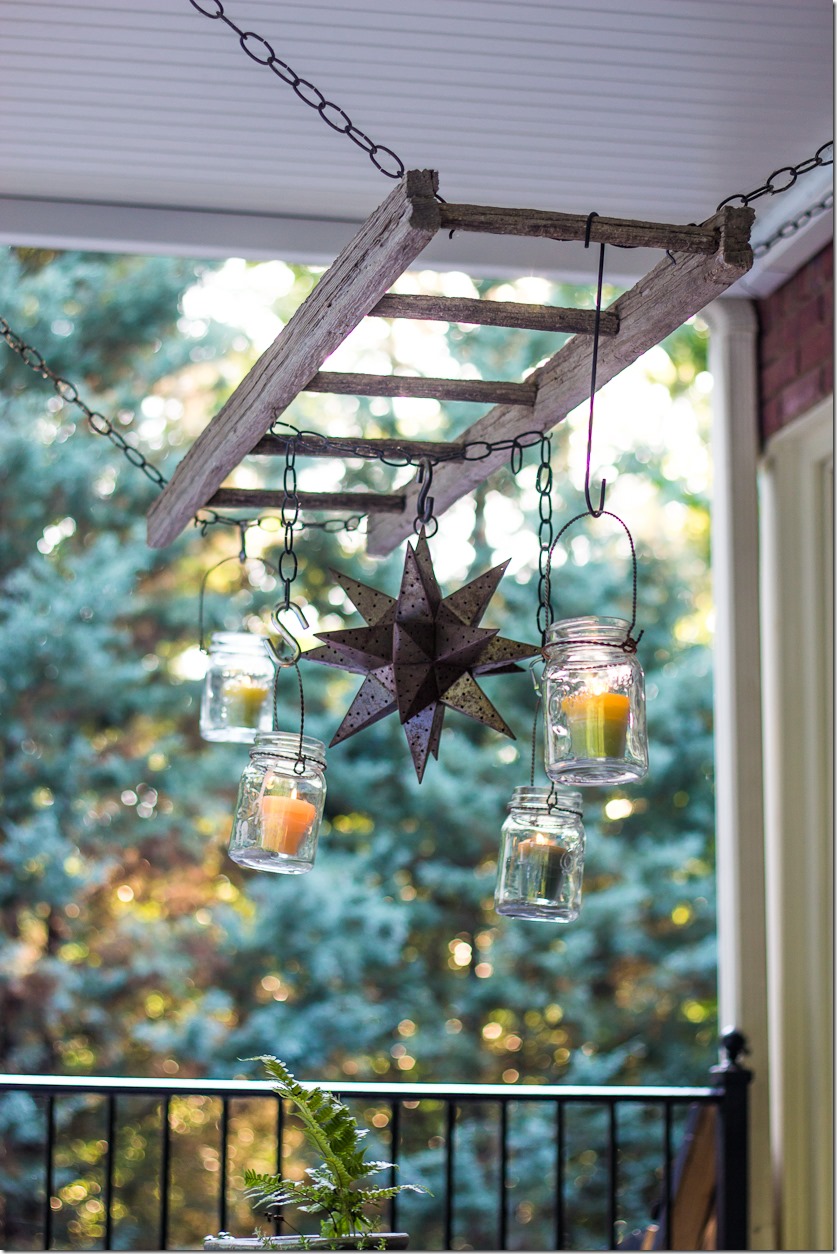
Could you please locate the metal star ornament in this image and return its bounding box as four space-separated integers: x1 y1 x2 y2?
304 530 539 780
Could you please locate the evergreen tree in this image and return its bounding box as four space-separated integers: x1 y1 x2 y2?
0 249 717 1250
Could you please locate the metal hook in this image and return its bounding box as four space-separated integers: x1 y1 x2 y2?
267 601 309 667
584 236 608 517
415 457 435 526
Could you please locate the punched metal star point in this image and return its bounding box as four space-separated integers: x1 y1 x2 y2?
304 530 538 780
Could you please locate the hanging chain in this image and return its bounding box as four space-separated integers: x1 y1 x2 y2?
187 0 405 181
535 434 554 644
753 190 834 259
716 142 832 211
0 314 168 492
0 313 365 536
269 420 546 468
279 439 300 609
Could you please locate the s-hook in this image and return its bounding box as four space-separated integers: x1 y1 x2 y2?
267 601 309 667
414 457 437 535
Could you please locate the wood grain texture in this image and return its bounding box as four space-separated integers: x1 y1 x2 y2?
305 371 536 405
206 489 405 513
146 169 440 547
439 204 720 253
369 293 619 335
366 206 753 556
250 434 469 459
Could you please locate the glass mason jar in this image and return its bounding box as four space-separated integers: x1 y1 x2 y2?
495 785 585 922
200 632 275 743
542 616 648 785
229 733 327 874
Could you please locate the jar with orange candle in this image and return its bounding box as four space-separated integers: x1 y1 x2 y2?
495 785 585 921
542 616 647 785
229 733 326 873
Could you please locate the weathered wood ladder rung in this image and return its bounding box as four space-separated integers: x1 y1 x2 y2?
369 294 620 335
146 168 753 552
304 371 536 406
207 489 405 514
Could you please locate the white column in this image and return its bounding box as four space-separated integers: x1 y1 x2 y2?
760 398 834 1250
704 297 773 1250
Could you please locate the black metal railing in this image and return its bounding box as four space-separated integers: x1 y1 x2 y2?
0 1033 750 1252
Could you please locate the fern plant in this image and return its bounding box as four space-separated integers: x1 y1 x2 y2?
243 1056 428 1242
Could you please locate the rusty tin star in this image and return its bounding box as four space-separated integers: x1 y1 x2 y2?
303 529 538 780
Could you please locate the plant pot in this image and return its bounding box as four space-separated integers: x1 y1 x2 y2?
203 1233 409 1251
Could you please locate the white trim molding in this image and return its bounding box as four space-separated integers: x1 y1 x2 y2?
760 396 834 1251
704 297 774 1249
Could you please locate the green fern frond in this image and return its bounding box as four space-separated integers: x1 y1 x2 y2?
253 1055 364 1194
247 1056 430 1239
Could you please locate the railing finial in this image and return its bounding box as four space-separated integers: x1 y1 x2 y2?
720 1027 749 1069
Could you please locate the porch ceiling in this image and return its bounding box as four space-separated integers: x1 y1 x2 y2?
0 0 832 292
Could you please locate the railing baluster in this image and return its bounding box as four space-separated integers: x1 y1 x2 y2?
607 1103 618 1250
219 1096 229 1235
388 1099 400 1233
555 1099 565 1251
159 1095 171 1252
44 1094 55 1252
444 1100 456 1250
104 1094 116 1250
274 1094 284 1234
663 1102 673 1250
498 1099 509 1250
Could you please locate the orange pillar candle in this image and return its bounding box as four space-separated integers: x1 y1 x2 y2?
260 794 317 855
562 691 630 759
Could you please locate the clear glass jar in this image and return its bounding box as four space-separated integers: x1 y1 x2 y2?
200 632 275 743
495 785 585 922
543 616 647 785
229 733 327 874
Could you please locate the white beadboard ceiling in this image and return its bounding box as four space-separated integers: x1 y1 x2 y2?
0 0 832 290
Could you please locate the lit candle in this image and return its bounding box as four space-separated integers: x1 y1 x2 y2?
259 792 317 856
562 691 630 759
516 832 567 902
222 676 270 728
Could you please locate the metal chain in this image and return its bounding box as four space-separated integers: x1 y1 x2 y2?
188 0 405 181
753 190 834 259
0 313 366 537
717 141 833 211
279 439 300 609
269 420 546 468
535 434 554 644
0 313 168 492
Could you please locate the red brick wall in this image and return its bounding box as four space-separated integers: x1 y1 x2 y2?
757 242 833 444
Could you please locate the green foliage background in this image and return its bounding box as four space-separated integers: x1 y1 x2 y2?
0 248 716 1250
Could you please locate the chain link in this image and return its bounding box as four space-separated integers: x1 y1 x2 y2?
279 438 300 608
535 434 554 644
188 0 405 181
717 141 833 211
752 190 834 259
269 420 545 468
0 314 169 491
